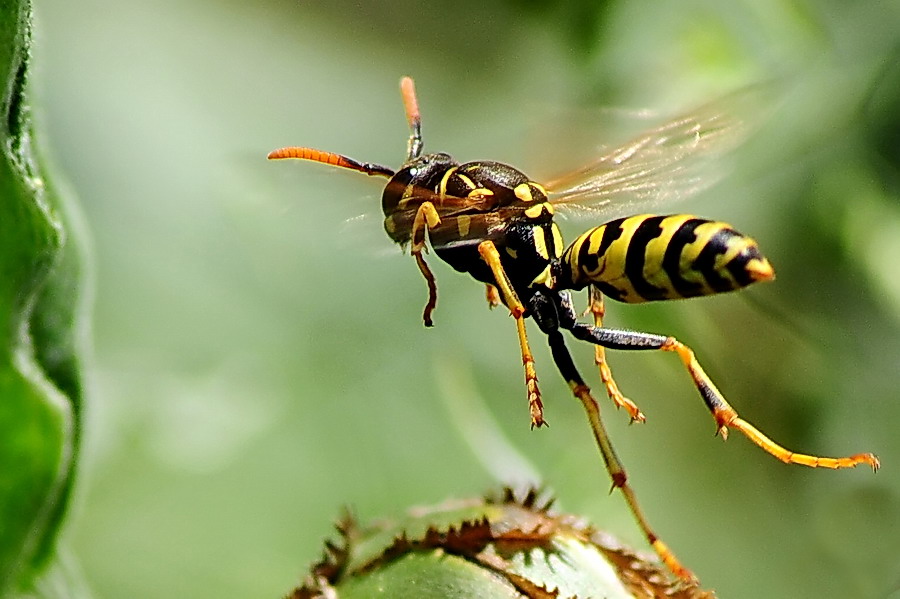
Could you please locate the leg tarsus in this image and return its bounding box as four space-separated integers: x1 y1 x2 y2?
570 323 879 471
656 335 881 471
413 252 438 327
519 319 545 428
726 412 880 471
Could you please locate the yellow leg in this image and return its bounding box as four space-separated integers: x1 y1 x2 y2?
410 202 442 327
589 287 646 423
661 337 881 471
477 241 544 427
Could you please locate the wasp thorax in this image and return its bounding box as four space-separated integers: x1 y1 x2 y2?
445 161 547 206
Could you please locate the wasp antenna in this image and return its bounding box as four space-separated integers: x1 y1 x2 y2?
267 146 394 178
400 76 423 159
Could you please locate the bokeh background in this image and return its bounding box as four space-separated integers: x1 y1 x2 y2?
32 1 900 598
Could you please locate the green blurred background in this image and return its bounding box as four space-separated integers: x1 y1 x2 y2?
31 0 900 597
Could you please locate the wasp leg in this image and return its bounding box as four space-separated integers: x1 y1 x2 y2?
477 241 544 428
537 322 696 582
588 287 645 423
410 201 442 327
485 284 500 309
567 324 881 471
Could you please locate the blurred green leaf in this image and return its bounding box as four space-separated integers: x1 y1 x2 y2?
0 0 83 596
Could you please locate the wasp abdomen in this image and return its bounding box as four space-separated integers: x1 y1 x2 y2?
559 214 774 303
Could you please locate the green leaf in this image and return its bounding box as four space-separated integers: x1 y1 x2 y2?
0 0 84 596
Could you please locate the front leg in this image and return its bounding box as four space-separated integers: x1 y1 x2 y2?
477 241 544 428
410 201 442 327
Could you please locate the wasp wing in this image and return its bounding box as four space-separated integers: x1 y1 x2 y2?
545 85 774 219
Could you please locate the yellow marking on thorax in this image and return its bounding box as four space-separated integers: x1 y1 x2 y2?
550 223 564 259
438 166 459 199
531 264 554 288
513 183 534 202
514 183 534 202
400 182 419 205
456 173 476 190
525 197 554 219
524 203 544 219
506 247 518 259
532 226 549 260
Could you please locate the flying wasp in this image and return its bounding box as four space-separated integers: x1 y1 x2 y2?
268 76 880 583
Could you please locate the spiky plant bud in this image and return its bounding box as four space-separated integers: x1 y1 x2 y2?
287 487 713 599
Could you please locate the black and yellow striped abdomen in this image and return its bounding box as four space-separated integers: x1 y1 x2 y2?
558 214 775 303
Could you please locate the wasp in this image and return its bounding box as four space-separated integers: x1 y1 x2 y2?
268 77 879 583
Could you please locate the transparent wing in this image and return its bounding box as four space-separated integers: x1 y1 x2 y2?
545 84 775 219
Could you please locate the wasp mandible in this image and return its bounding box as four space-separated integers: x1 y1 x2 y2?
268 77 879 583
